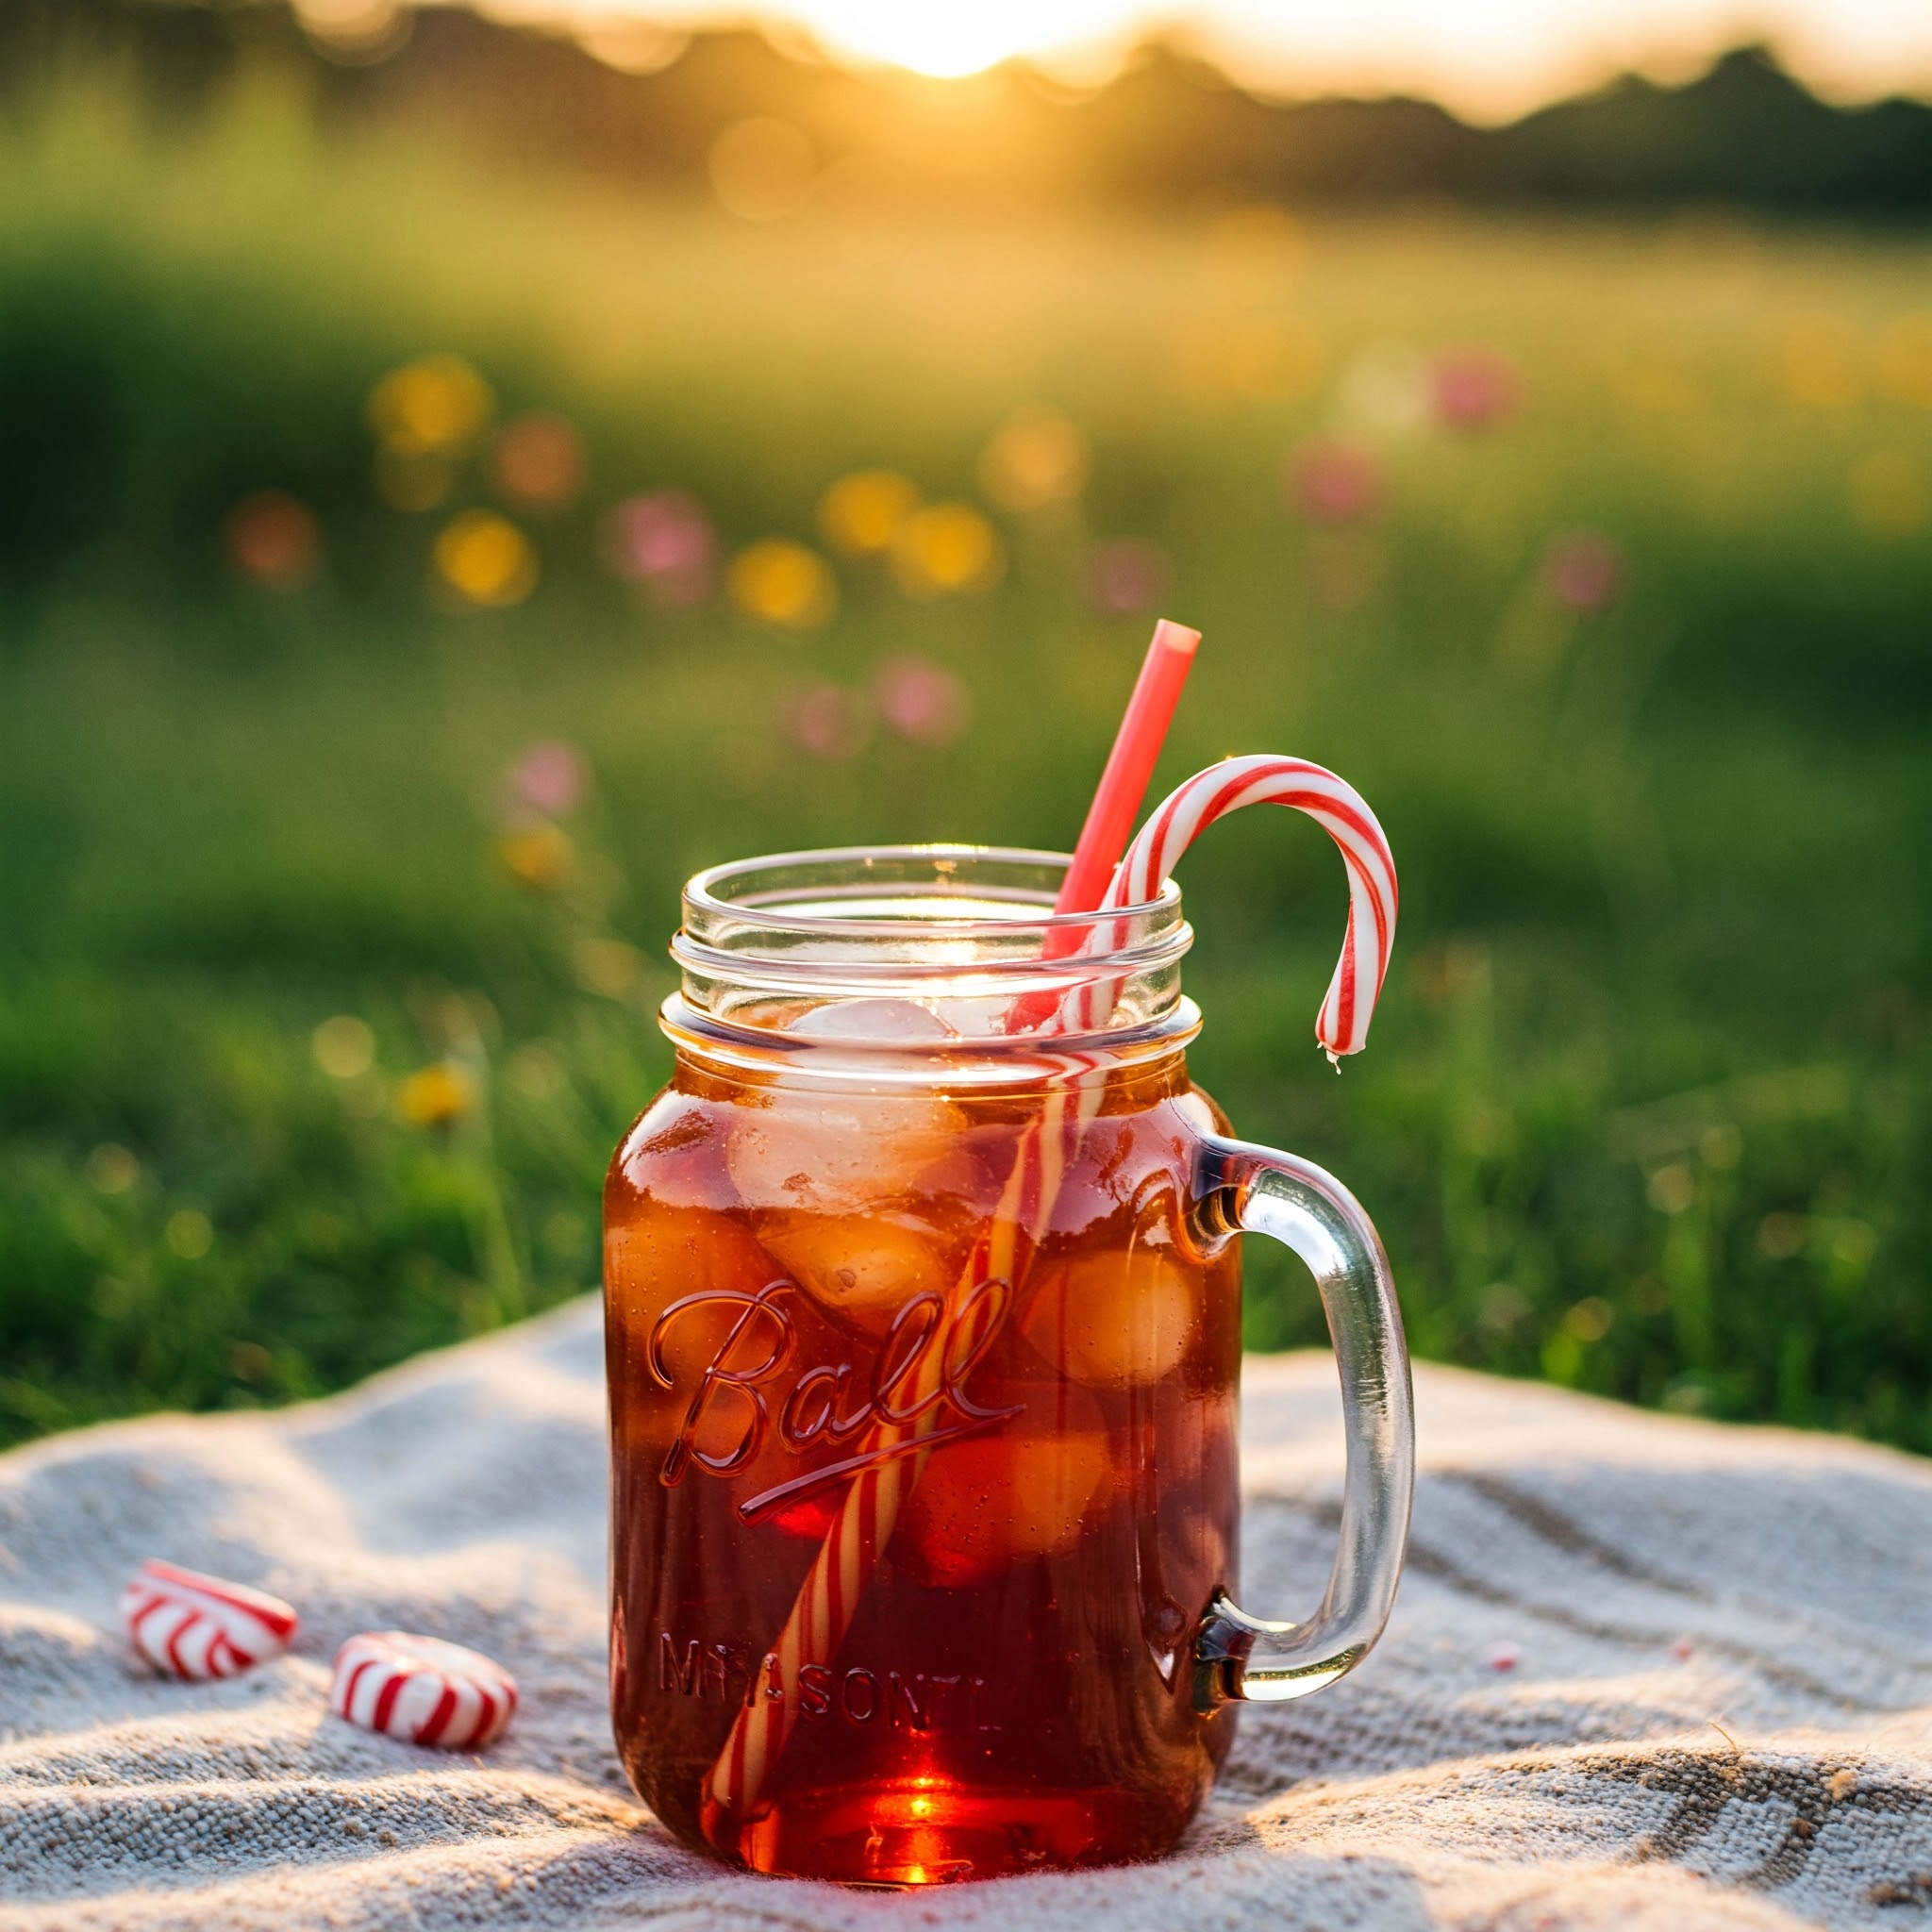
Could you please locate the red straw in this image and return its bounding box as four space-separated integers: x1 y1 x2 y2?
1054 618 1201 916
1005 618 1199 1032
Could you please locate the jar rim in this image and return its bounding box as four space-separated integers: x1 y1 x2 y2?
669 845 1191 1060
682 842 1179 941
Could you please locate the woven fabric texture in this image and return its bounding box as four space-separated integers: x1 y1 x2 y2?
0 1296 1926 1929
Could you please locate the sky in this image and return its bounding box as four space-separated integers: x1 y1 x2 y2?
473 0 1932 122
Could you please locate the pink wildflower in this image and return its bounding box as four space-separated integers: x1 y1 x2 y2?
1431 344 1522 431
1543 530 1624 614
509 741 586 818
601 491 715 607
785 684 873 760
1086 537 1171 617
874 656 971 748
1287 438 1384 525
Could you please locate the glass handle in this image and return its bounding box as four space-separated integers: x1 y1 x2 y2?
1189 1136 1415 1711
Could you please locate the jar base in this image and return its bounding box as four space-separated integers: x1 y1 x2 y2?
700 1775 1192 1885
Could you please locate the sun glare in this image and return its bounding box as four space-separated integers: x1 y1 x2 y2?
781 0 1127 77
533 0 1932 120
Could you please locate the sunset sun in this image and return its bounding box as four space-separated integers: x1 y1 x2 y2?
774 0 1127 77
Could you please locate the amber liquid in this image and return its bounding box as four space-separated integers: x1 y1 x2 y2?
604 1051 1241 1884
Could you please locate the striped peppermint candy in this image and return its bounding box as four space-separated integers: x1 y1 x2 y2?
330 1632 518 1750
1102 754 1397 1059
122 1559 298 1680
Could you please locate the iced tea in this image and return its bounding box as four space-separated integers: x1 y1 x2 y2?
605 1047 1242 1883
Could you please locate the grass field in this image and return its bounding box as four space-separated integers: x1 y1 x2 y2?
2 75 1926 1451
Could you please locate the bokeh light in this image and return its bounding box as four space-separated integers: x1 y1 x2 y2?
224 490 320 589
1775 314 1864 408
1543 530 1624 612
367 354 494 456
708 117 816 221
874 655 972 746
573 18 688 74
434 509 539 607
602 491 715 607
890 502 1005 597
86 1144 140 1194
493 412 585 511
729 538 839 628
1846 449 1929 536
790 0 1129 81
292 0 407 60
508 741 586 817
311 1015 376 1079
1086 536 1170 616
395 1062 474 1127
1288 437 1384 525
1430 343 1522 431
785 682 873 758
165 1209 214 1260
1173 318 1324 402
573 938 642 999
497 823 575 891
1334 342 1431 437
977 405 1090 513
819 468 921 556
1875 313 1932 408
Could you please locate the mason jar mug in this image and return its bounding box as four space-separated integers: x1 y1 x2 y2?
604 847 1413 1885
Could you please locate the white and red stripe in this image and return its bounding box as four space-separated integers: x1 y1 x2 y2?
1093 754 1397 1058
122 1559 298 1681
329 1632 517 1750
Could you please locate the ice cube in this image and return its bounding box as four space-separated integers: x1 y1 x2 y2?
754 1208 949 1338
1017 1244 1195 1387
724 1089 970 1215
787 998 958 1042
897 1424 1113 1587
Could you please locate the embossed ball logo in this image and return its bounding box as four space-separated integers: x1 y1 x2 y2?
647 1274 1023 1522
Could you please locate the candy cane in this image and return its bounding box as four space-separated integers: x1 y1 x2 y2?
1059 755 1395 1058
704 754 1397 1826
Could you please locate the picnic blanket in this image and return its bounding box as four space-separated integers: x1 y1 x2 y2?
1 1295 1926 1930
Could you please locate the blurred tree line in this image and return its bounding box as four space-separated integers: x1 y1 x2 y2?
6 0 1932 214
